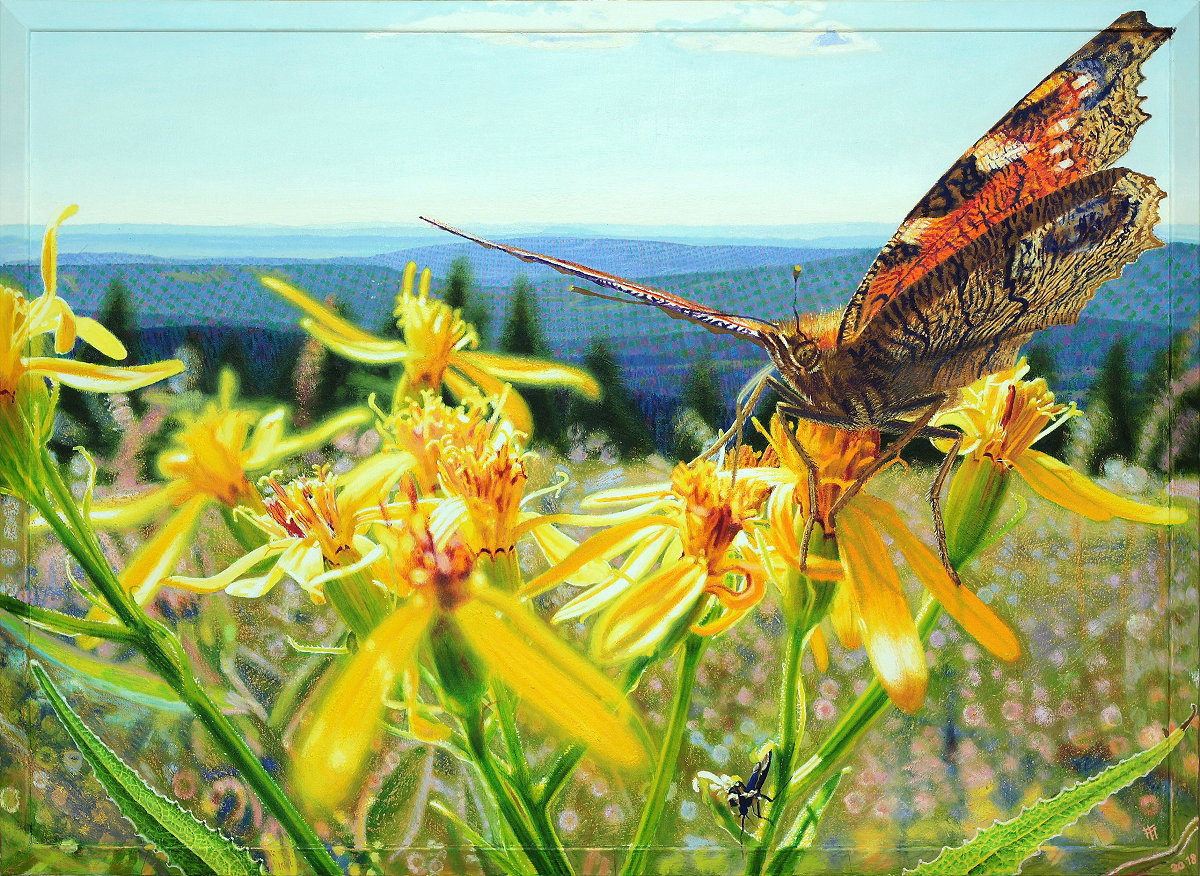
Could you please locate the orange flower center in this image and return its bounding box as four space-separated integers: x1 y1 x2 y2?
670 460 769 577
261 466 357 564
375 490 476 610
769 416 880 529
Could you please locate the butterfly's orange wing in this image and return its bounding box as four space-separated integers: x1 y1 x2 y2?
837 11 1172 347
838 167 1164 411
419 218 776 341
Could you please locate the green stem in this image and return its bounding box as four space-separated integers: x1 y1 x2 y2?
174 674 342 876
25 446 343 876
745 620 809 876
492 683 574 876
534 661 648 810
323 567 392 641
465 713 565 876
786 600 944 802
619 633 707 876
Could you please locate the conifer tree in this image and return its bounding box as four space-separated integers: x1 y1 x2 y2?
203 334 255 397
441 257 491 347
1136 327 1200 473
1022 343 1069 459
673 360 727 460
500 275 563 447
1081 337 1137 473
571 339 655 458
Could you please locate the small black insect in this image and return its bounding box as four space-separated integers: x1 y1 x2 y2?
727 750 774 841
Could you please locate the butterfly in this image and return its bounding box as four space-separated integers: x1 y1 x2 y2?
423 11 1172 575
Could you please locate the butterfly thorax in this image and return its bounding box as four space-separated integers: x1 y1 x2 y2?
761 310 899 429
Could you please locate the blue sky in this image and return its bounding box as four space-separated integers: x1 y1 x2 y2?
9 0 1198 232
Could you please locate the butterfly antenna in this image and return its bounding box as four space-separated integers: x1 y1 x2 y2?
791 264 802 326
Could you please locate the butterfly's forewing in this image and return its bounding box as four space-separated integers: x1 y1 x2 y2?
837 11 1171 346
840 167 1164 408
419 218 776 341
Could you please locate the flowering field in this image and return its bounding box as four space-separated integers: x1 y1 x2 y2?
0 208 1195 876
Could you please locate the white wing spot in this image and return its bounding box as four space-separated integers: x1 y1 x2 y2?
897 217 935 245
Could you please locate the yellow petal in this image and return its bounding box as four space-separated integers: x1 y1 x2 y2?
522 516 673 596
26 357 184 393
581 483 672 510
856 494 1020 662
78 483 184 531
41 205 78 299
457 350 600 399
1014 450 1187 525
75 316 127 360
254 406 373 470
810 624 829 673
121 495 210 606
828 576 861 650
292 600 432 812
338 451 414 515
167 542 281 594
303 318 410 364
242 408 287 467
553 531 677 621
261 275 386 346
445 363 533 436
51 298 78 354
457 590 648 769
594 562 707 660
840 506 928 714
527 521 616 589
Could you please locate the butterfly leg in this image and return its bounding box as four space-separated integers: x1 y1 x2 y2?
696 368 770 472
771 403 823 572
826 395 946 526
928 434 965 585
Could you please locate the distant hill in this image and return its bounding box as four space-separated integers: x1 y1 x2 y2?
2 240 1195 439
342 238 859 286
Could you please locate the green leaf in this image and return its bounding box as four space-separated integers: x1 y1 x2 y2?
30 661 262 876
905 706 1196 876
0 591 137 642
767 768 848 876
2 614 231 714
430 799 534 876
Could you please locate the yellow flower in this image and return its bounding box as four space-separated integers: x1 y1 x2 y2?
936 359 1187 528
79 370 369 619
1 206 182 403
762 415 1020 714
260 262 600 435
291 494 647 812
367 391 561 574
526 454 772 661
166 464 392 603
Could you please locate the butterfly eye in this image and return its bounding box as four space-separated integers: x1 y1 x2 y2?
788 333 821 373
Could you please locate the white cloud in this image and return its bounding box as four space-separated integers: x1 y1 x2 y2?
366 1 878 57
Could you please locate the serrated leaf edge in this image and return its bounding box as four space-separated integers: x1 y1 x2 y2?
903 706 1195 876
31 660 263 876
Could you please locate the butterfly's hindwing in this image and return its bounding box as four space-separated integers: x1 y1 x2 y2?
838 167 1164 409
837 11 1172 346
